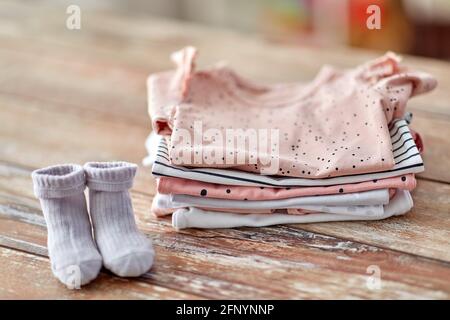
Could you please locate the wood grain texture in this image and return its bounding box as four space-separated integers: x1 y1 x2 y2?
0 0 449 299
0 161 448 263
2 191 450 299
1 161 450 298
0 247 202 299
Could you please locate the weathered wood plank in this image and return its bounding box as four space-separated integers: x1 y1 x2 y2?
0 95 156 195
1 137 450 264
0 31 448 183
1 0 450 299
299 179 450 260
0 246 202 300
0 47 149 127
410 110 450 183
1 159 450 299
1 190 450 299
1 2 449 185
0 84 449 191
0 17 449 119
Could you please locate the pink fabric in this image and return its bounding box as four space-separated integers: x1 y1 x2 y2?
148 47 436 178
147 47 197 135
157 174 415 200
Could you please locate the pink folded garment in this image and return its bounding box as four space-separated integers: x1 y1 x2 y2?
147 47 436 178
157 174 415 201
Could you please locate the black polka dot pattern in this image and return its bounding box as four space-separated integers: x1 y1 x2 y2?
161 49 436 179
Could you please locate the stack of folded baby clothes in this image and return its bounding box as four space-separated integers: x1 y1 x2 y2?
144 47 436 230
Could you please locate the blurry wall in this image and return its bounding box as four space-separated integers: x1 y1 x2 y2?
51 0 450 60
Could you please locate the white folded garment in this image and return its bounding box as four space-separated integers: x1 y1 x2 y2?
150 120 424 187
142 130 161 167
172 190 413 229
153 192 386 217
171 188 390 209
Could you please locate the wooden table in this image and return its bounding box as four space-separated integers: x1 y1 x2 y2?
1 1 449 299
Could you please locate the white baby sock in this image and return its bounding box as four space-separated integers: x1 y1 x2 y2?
84 162 154 277
31 164 102 288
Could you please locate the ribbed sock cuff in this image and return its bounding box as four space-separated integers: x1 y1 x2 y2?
84 162 137 192
31 164 86 199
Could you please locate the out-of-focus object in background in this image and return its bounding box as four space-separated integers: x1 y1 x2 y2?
404 0 450 59
348 0 413 53
72 0 450 60
260 0 450 60
261 0 348 47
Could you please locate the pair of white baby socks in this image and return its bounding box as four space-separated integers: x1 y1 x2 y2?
31 162 154 288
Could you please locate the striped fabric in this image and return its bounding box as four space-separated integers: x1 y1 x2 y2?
152 119 423 187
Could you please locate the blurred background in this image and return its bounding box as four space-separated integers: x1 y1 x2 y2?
50 0 450 60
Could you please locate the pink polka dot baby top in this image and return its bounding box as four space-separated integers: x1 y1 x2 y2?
148 47 436 179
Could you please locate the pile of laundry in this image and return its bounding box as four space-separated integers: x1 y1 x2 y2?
144 47 436 230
